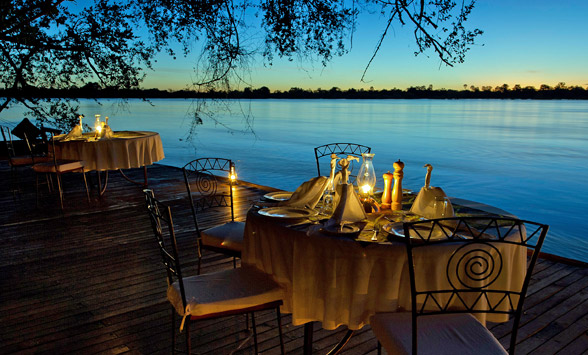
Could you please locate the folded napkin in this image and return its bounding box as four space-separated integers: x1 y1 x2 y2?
410 186 455 219
279 176 329 209
61 124 82 141
101 124 114 139
324 183 366 228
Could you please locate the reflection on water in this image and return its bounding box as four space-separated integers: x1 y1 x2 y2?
2 98 587 262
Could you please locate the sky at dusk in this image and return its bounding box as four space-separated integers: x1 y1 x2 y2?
142 0 588 92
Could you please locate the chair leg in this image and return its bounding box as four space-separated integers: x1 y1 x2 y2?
276 306 285 355
9 166 18 199
251 312 259 354
35 173 40 208
185 319 191 355
196 242 203 275
377 340 382 355
82 169 90 203
46 174 53 192
56 173 64 210
233 256 237 268
171 307 176 355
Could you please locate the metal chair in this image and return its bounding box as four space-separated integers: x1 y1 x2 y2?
1 125 51 196
143 189 285 354
182 158 242 274
314 143 371 184
31 132 89 209
371 216 549 355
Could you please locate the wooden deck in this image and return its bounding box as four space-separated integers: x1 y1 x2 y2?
1 162 587 354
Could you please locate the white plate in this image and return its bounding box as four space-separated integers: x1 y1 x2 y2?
263 191 293 202
320 224 361 237
258 207 317 220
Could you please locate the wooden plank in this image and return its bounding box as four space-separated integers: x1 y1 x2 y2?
517 299 588 354
1 162 587 355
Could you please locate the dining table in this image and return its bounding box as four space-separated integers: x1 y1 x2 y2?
242 193 526 354
53 131 165 194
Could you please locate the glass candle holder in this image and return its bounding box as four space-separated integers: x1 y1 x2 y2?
357 153 376 198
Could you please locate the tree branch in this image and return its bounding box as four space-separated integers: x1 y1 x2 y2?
0 0 66 37
361 9 398 82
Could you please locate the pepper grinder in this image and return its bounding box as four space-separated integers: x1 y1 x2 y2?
380 171 394 210
392 159 404 211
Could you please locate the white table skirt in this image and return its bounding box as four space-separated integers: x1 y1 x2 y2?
243 209 527 330
54 131 165 171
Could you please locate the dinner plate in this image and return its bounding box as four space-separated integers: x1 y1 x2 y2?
263 191 293 202
258 207 317 221
320 224 361 238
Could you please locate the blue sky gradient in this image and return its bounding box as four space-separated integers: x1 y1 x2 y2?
142 0 588 91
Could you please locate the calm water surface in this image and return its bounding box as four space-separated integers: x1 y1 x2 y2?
2 99 587 262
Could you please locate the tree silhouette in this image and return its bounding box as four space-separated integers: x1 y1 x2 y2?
1 0 483 130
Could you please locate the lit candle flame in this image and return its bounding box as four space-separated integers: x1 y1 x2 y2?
229 166 237 183
361 184 371 195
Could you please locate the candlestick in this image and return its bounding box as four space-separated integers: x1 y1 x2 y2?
380 171 393 209
391 159 404 211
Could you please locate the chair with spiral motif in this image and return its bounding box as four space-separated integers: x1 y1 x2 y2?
182 158 242 274
370 216 549 355
314 143 371 184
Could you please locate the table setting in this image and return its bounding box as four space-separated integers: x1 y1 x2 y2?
252 153 479 245
52 114 165 194
243 150 528 351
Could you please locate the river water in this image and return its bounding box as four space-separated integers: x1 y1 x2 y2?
2 98 587 262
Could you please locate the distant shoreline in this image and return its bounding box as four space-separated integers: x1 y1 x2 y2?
2 84 588 100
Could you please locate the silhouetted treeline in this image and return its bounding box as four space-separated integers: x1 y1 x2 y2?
2 82 587 100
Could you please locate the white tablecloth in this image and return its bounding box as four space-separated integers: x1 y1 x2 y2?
243 209 527 330
54 131 165 171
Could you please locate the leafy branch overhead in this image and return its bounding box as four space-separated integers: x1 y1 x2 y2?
0 0 482 130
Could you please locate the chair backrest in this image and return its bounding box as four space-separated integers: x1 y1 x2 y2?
1 125 17 159
182 158 236 235
401 216 549 355
23 130 57 166
39 125 61 155
314 143 371 184
143 189 187 308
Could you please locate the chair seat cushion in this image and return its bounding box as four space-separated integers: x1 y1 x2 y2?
33 160 84 173
201 221 244 252
10 155 51 166
370 312 507 355
167 266 284 317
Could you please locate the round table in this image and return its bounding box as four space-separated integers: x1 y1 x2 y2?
54 131 164 171
243 198 526 354
54 131 165 193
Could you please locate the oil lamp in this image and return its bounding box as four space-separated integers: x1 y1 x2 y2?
357 153 376 212
94 114 102 138
357 153 376 198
